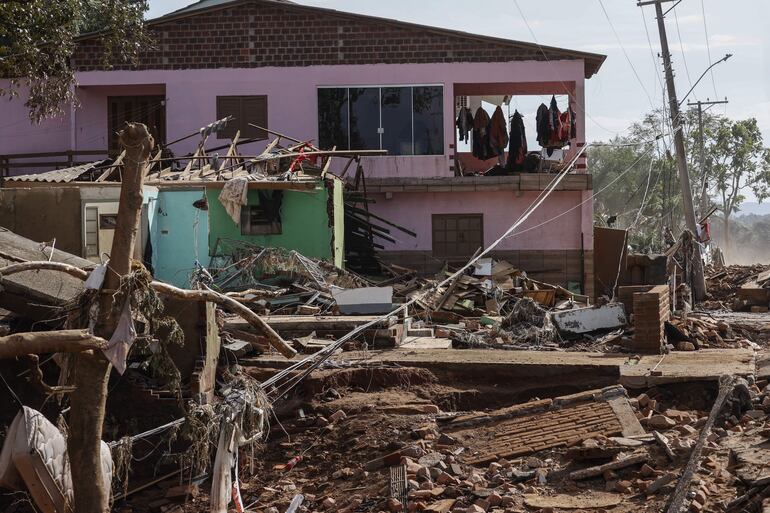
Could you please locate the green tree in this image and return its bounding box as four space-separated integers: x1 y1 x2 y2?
0 0 150 122
707 118 770 251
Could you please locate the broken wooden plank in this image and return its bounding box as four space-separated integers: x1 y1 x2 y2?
569 453 648 480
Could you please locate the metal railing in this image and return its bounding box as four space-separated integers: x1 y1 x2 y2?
0 149 114 179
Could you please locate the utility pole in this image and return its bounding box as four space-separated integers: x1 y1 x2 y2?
638 0 707 301
686 98 728 216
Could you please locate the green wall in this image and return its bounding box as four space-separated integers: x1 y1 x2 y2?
206 183 334 260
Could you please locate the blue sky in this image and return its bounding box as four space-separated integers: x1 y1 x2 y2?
148 0 770 144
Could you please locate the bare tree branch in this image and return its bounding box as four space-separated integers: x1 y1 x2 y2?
0 329 107 359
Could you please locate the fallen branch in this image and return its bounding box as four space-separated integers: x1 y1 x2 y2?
0 261 90 280
153 282 296 358
0 261 297 359
0 329 107 359
569 453 648 481
666 376 740 513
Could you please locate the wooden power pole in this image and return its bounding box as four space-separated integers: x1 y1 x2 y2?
638 0 707 300
686 98 728 215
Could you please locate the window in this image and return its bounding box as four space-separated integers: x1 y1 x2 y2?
432 214 483 258
318 86 444 155
216 96 268 140
85 207 99 257
240 206 282 235
99 214 118 229
108 96 166 153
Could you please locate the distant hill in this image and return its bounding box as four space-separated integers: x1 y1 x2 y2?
711 212 770 264
733 202 770 217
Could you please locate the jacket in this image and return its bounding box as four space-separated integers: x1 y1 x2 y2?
506 110 527 171
456 107 474 143
472 107 492 160
489 106 509 155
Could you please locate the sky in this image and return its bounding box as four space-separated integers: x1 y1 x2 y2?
147 0 770 144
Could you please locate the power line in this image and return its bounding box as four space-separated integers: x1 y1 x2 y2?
699 0 719 98
639 6 674 155
672 3 696 99
511 0 627 138
597 0 656 110
503 144 655 241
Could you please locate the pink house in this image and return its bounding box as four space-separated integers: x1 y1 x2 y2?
0 0 605 295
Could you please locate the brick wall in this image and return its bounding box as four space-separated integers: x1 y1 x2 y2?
617 285 653 315
73 2 585 71
632 284 670 354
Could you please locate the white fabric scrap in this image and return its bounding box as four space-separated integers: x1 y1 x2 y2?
102 300 136 375
84 263 108 290
219 177 249 225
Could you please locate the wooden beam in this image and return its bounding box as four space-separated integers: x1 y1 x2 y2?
0 329 107 358
0 261 297 359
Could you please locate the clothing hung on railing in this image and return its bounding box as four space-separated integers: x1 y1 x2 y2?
535 95 576 156
506 110 527 172
455 106 474 143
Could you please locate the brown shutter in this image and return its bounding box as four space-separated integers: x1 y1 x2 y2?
216 96 241 140
241 96 268 140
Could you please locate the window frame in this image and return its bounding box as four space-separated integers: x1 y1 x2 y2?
216 95 269 140
431 213 484 258
240 205 282 236
317 84 444 156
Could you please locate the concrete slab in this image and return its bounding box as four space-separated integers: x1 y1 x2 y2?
551 303 627 336
619 349 756 388
399 337 452 349
246 348 756 388
0 229 93 320
332 286 393 314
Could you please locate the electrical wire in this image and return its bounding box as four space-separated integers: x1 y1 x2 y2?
502 145 654 241
511 0 625 138
265 146 592 399
597 0 655 111
639 5 677 159
672 4 696 100
699 0 719 99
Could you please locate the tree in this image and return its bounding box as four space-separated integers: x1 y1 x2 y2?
0 0 150 122
590 109 770 258
707 118 770 253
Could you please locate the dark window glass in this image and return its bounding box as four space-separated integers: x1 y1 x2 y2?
349 88 380 151
381 87 413 156
318 88 349 150
413 86 444 155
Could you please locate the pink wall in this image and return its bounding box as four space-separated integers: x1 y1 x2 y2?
35 59 586 178
0 82 71 159
0 60 592 251
369 190 587 251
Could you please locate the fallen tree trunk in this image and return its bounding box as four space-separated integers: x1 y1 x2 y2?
0 330 107 358
0 265 297 359
0 261 90 280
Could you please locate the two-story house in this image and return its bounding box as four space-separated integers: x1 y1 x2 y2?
0 0 605 295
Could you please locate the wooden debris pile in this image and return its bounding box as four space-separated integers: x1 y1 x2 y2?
705 264 770 309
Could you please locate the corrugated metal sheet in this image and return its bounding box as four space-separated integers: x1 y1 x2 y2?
7 160 111 183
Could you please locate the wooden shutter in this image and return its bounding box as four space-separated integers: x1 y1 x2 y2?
241 96 268 139
216 96 241 140
108 96 165 153
216 96 268 140
432 214 483 258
